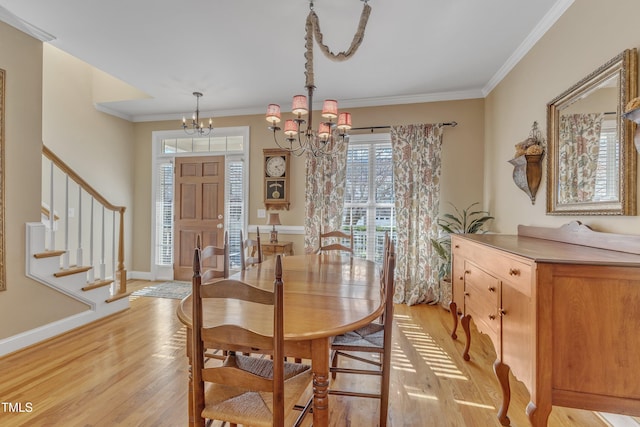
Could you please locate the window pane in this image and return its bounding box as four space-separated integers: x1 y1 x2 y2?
226 160 244 269
375 146 393 203
345 146 369 203
193 137 210 152
343 136 395 262
176 138 194 153
155 162 174 265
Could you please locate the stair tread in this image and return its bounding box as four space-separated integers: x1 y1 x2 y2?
34 250 66 259
82 279 114 291
54 266 92 278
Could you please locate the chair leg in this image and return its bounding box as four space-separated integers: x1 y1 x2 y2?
331 351 338 379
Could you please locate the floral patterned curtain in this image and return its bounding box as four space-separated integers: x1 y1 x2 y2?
304 140 348 253
558 113 604 203
391 124 443 305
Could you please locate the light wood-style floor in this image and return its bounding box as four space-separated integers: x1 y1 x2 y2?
0 280 623 426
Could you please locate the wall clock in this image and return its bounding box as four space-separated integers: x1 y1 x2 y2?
263 148 290 210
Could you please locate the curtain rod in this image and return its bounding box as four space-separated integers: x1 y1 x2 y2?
350 121 458 132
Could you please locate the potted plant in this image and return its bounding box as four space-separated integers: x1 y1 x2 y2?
431 202 494 309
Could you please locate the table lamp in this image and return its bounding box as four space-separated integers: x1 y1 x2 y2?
266 212 281 243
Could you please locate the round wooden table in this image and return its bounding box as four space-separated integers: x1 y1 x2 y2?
177 253 383 427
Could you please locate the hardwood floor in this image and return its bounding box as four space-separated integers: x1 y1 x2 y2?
0 280 621 426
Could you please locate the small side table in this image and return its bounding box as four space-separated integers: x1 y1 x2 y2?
262 241 294 258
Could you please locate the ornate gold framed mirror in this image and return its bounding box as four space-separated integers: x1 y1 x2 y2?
546 49 637 215
0 69 5 291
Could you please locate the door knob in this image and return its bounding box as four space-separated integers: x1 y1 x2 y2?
216 223 223 229
218 214 224 220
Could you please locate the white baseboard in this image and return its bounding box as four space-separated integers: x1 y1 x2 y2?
0 301 128 357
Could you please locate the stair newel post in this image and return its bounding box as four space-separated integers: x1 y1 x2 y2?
99 205 106 281
49 159 55 251
62 175 70 269
88 197 95 283
76 186 83 267
116 207 127 294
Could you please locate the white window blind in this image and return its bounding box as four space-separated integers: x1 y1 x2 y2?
343 134 395 263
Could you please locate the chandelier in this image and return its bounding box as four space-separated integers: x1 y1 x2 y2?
266 0 371 157
182 91 213 137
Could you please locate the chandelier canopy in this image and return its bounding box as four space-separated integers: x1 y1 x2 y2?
266 0 372 157
182 91 213 137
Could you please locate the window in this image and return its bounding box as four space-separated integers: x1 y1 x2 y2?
342 133 395 263
151 127 249 280
594 120 619 201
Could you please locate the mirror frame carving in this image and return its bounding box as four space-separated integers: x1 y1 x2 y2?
546 49 637 215
0 69 5 290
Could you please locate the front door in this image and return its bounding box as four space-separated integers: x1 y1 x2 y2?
173 156 225 281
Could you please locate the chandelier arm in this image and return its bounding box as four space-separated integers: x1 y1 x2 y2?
309 2 371 62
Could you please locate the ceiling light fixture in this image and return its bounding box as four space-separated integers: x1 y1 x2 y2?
266 0 371 157
182 91 213 136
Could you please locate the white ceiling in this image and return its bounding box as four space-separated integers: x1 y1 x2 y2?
0 0 571 123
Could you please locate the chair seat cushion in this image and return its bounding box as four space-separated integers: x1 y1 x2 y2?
202 355 312 426
332 322 384 348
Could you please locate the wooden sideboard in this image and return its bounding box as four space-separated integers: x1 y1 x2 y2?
449 222 640 426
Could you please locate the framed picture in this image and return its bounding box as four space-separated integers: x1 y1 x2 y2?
0 69 5 291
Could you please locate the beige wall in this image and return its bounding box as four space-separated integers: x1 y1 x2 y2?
485 0 640 234
131 99 485 272
0 23 88 339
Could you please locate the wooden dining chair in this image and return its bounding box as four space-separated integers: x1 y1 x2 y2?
240 227 263 270
199 231 230 282
317 225 354 254
191 253 313 427
328 240 396 427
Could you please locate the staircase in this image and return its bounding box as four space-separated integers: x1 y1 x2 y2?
27 221 130 311
0 146 131 356
0 222 131 356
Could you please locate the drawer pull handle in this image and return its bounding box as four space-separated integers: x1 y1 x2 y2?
509 268 520 276
465 270 471 275
454 245 460 249
464 292 470 297
488 286 496 293
499 309 507 317
459 276 464 280
488 314 496 320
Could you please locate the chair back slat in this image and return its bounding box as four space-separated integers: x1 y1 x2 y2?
240 226 263 270
200 231 229 280
318 225 354 255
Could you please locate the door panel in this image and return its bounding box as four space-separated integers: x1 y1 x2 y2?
174 156 225 281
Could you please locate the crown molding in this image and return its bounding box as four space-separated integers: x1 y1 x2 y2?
128 89 484 123
482 0 575 96
0 6 55 42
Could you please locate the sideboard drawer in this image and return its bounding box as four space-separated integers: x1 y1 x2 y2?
453 237 533 297
464 262 499 339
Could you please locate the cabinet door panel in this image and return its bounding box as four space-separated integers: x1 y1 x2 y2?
501 280 532 390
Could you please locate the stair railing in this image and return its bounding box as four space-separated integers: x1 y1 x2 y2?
42 145 127 295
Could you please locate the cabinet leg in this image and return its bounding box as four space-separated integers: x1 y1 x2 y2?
461 314 471 361
449 301 458 339
493 359 511 426
526 401 551 427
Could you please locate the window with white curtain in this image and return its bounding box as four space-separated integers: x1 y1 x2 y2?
151 127 249 280
342 133 395 263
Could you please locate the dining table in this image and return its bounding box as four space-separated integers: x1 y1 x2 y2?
176 253 383 427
